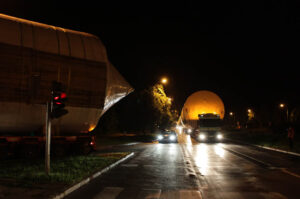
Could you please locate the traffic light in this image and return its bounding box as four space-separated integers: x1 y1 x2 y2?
51 81 68 119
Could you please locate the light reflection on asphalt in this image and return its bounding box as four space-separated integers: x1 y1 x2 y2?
214 143 225 158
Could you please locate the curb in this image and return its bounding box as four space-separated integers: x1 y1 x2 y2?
51 152 135 199
227 138 300 157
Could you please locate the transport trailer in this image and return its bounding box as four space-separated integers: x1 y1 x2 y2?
0 134 96 158
0 14 133 158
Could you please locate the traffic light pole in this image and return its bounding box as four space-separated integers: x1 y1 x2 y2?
45 100 52 175
45 81 68 175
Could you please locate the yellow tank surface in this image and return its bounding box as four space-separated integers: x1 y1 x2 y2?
180 91 225 127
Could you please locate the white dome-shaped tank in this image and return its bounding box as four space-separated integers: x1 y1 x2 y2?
180 90 225 128
0 13 133 135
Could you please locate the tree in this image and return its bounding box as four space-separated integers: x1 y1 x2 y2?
150 84 178 129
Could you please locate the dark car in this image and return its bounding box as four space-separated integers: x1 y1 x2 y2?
157 130 178 143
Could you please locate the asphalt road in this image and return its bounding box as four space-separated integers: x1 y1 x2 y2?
65 132 300 199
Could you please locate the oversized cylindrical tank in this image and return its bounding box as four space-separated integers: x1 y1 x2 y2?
0 14 133 134
180 90 225 128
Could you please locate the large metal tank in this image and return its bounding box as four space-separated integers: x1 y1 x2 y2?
0 14 133 134
179 90 225 128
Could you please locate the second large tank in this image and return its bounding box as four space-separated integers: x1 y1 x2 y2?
179 90 225 128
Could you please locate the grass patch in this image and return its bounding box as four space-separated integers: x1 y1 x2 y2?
0 152 130 185
225 129 300 153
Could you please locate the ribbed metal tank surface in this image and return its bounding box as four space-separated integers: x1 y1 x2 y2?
0 14 133 134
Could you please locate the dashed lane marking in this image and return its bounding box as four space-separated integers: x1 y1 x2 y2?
93 187 123 199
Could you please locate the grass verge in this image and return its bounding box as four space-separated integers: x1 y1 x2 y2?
225 129 300 153
0 152 130 186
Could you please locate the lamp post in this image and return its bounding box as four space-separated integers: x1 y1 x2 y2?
229 112 236 127
279 103 289 122
161 77 168 85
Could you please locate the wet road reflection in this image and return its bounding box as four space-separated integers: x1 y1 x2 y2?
177 131 300 199
66 131 300 199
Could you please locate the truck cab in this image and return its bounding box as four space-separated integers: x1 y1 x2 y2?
194 113 224 142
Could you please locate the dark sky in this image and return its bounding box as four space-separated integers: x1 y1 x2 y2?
1 0 300 112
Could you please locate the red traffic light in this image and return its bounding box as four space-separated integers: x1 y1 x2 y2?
60 92 67 99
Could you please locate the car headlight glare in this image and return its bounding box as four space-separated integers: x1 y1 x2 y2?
158 135 163 140
217 134 223 139
199 134 206 140
169 135 176 140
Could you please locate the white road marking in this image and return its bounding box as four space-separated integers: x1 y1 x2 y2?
179 190 202 199
93 187 123 199
137 189 161 199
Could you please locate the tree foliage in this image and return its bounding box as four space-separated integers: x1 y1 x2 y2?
150 84 178 129
96 84 178 134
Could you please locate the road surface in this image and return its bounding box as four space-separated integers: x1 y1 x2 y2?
65 132 300 199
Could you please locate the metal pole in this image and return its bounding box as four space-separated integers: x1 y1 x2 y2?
287 107 289 123
45 101 52 175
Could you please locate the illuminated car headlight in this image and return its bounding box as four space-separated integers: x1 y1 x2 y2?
187 129 192 133
217 134 223 139
169 135 176 140
199 134 206 140
157 135 163 140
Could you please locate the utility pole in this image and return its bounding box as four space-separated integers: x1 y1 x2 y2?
45 100 52 175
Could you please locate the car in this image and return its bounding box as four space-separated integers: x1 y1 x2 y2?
157 130 178 143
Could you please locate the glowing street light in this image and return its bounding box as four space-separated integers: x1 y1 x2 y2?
279 103 289 121
161 77 168 84
229 112 234 116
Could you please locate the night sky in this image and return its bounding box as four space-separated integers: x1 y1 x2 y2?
1 0 300 114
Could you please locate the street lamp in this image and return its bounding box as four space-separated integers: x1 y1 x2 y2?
279 103 289 122
229 112 236 127
161 77 168 85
